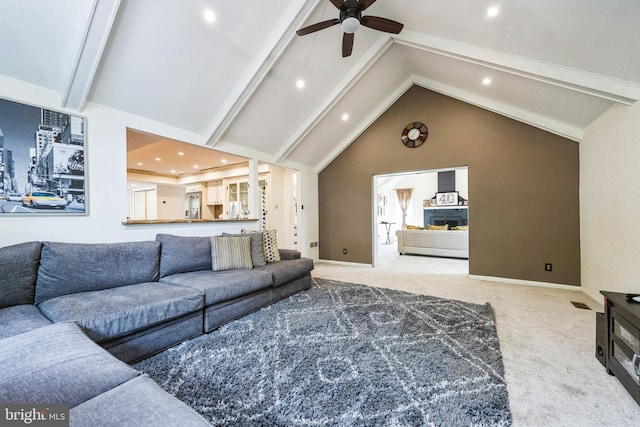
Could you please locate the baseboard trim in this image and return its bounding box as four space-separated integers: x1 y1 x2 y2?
469 275 581 291
317 259 373 268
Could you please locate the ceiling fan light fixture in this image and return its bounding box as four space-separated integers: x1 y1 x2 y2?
341 16 360 33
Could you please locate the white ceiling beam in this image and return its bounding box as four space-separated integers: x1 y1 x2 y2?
204 0 318 148
275 35 394 164
315 77 415 174
410 75 584 142
395 30 640 105
62 0 122 111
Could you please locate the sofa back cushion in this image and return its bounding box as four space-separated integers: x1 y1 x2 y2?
0 241 42 308
156 234 212 277
35 241 161 304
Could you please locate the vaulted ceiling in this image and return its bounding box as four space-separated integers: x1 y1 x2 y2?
1 0 638 173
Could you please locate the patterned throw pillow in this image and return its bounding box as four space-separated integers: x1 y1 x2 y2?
242 229 281 263
210 236 253 271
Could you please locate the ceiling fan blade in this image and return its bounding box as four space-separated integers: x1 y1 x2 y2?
329 0 344 9
360 15 404 34
342 32 354 57
296 19 340 36
358 0 377 11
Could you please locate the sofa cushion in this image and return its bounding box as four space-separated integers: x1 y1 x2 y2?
70 375 212 427
0 241 42 308
222 232 266 267
211 235 253 271
255 258 314 287
0 322 139 407
37 282 203 343
156 234 212 277
160 269 273 306
35 241 161 304
0 304 52 339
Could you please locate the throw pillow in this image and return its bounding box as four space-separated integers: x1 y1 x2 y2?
427 224 449 230
455 225 469 231
222 232 266 267
242 229 281 263
210 236 253 271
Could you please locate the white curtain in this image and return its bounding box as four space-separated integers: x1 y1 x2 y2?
395 188 413 230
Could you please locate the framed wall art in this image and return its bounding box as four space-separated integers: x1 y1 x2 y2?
0 97 87 215
435 191 459 206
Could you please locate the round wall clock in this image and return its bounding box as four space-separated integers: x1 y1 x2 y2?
401 122 428 148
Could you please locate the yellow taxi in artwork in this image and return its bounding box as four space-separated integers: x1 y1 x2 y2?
21 191 69 209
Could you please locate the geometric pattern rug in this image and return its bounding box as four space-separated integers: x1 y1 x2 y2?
134 278 512 426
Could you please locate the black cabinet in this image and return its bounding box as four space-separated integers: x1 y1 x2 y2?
600 291 640 405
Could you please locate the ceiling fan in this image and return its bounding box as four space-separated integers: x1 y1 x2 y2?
296 0 404 57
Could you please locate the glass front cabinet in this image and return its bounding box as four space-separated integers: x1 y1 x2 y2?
227 180 248 219
225 175 269 228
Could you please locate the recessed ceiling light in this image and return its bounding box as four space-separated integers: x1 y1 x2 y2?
137 162 143 166
341 113 349 122
193 165 200 169
487 6 499 18
221 159 228 164
170 169 176 173
482 77 492 86
177 151 184 156
154 157 162 161
296 79 305 90
203 9 215 23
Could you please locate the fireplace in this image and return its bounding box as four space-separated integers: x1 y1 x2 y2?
424 208 468 229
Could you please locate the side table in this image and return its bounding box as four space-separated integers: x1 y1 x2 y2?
380 221 395 245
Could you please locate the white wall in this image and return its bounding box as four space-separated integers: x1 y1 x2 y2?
156 185 186 220
0 78 319 259
581 101 640 302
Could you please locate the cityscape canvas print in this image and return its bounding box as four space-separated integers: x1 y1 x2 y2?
0 98 86 215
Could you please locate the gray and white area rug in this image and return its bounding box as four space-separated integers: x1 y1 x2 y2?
134 278 511 426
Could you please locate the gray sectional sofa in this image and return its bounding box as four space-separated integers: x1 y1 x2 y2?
0 233 313 426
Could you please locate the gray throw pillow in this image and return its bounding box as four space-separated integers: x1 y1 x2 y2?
243 229 281 263
210 236 253 271
222 232 266 267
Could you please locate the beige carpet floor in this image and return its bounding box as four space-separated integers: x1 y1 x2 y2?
311 242 640 426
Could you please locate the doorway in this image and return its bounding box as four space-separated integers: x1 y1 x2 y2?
372 167 469 274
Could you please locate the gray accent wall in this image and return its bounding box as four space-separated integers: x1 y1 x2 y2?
319 85 580 286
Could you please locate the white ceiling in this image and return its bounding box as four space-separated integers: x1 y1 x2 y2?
1 0 638 173
126 129 249 177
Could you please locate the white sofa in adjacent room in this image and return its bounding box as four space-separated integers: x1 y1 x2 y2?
395 229 469 259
